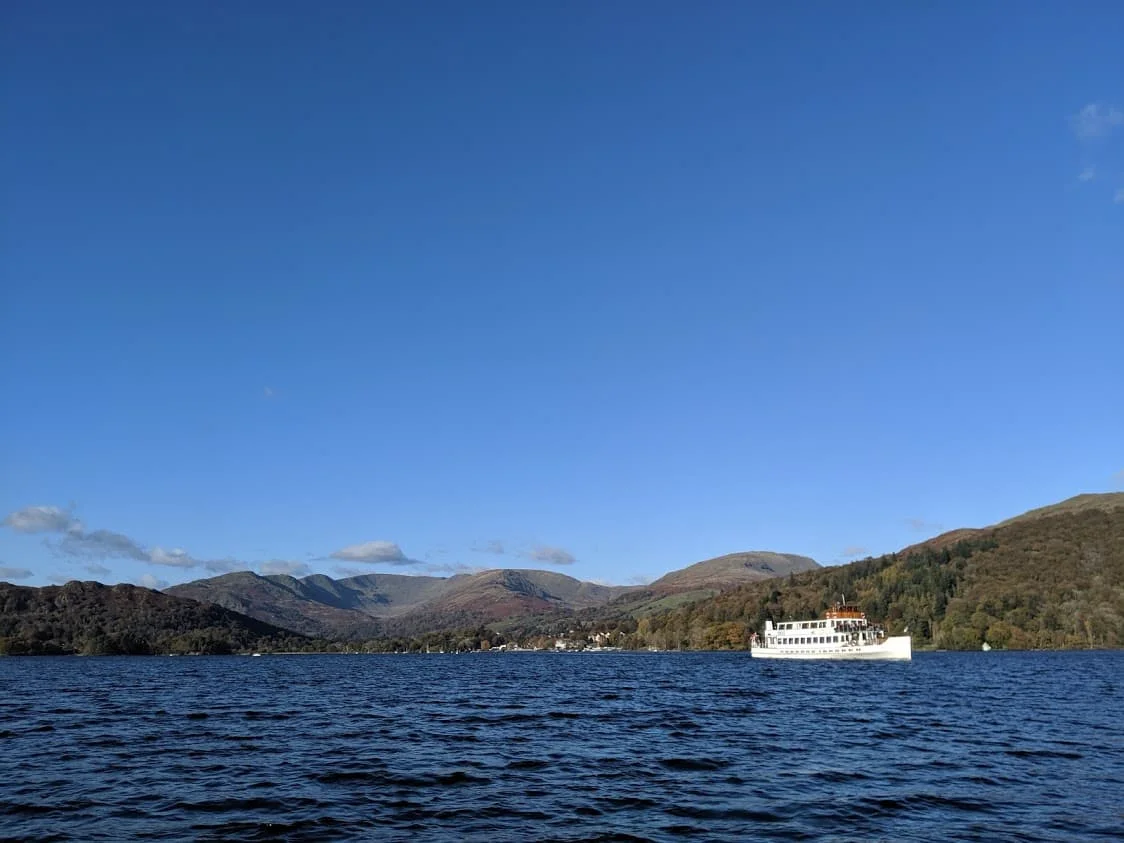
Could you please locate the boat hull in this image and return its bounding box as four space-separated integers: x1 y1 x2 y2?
750 635 912 661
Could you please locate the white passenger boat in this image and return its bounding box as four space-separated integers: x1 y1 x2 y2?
750 602 911 661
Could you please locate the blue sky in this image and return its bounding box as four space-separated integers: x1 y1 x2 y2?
2 1 1121 589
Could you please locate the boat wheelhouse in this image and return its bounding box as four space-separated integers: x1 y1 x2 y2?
750 602 911 661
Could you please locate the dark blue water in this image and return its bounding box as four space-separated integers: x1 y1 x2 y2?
1 652 1122 841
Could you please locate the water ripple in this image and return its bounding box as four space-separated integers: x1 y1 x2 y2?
1 652 1122 841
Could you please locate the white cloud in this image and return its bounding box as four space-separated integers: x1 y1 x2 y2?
61 528 149 561
3 504 252 574
149 547 198 568
0 565 33 581
137 573 168 590
259 560 310 577
1071 103 1124 139
521 545 577 566
3 505 78 534
330 540 415 565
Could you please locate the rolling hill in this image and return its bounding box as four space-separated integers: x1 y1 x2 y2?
163 571 387 638
3 492 1118 652
0 580 306 655
610 493 1124 651
648 551 819 592
166 552 813 638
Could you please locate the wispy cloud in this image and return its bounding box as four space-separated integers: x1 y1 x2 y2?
905 517 943 534
330 540 418 566
472 539 506 555
1070 103 1124 139
259 560 310 577
841 545 868 558
421 562 482 575
0 565 33 581
1070 102 1124 202
137 573 168 590
148 547 196 568
2 504 247 574
83 563 112 577
520 545 577 566
57 526 148 562
3 505 79 534
205 558 243 574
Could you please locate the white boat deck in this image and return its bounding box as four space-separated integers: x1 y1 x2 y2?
750 604 911 661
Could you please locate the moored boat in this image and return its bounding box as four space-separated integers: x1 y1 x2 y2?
750 601 911 661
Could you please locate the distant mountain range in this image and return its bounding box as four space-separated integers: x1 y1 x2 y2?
3 492 1120 653
165 551 820 638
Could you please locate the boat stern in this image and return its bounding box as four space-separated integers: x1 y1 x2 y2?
881 635 912 660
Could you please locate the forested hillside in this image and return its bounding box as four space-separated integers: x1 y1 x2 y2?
0 580 309 655
609 499 1123 651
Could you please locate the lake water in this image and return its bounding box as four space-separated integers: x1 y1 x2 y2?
1 652 1122 841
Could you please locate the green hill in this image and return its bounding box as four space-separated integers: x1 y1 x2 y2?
0 580 308 655
617 493 1124 651
167 571 385 638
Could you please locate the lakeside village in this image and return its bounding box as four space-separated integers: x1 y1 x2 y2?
241 628 646 657
241 615 766 657
343 630 632 656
